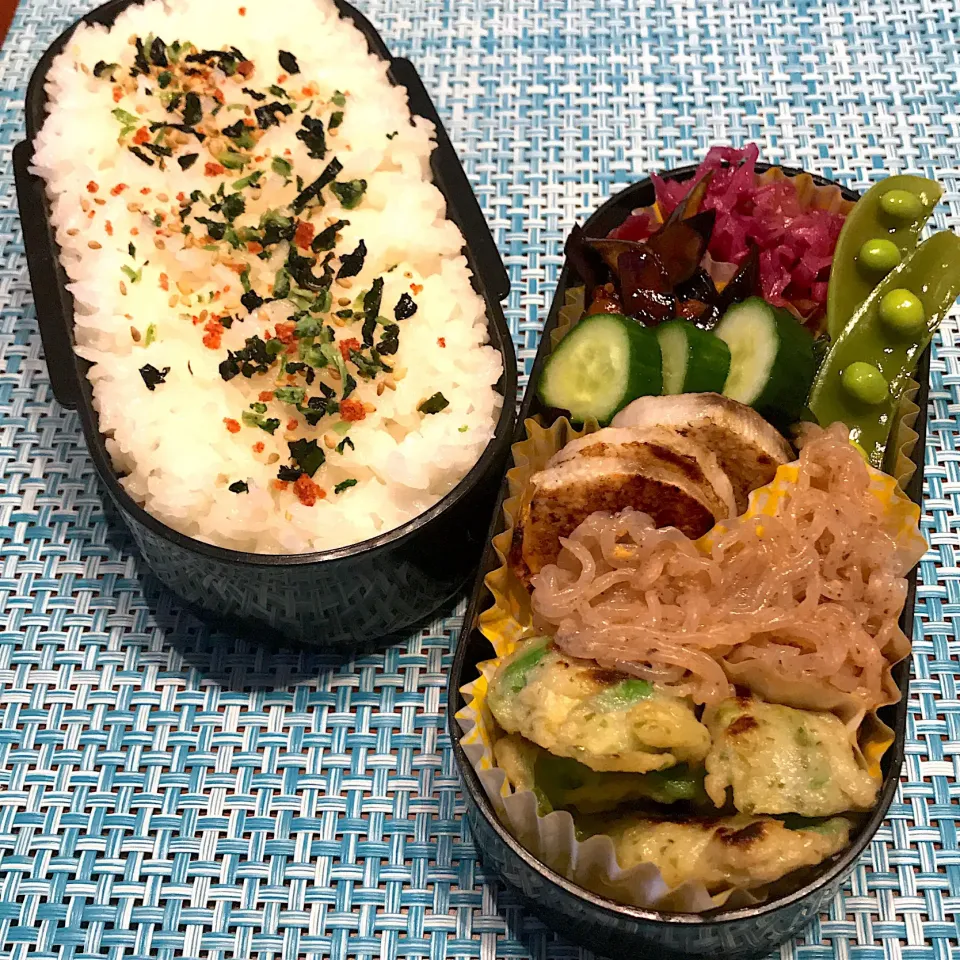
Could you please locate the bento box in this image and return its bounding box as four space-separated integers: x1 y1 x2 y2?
447 155 942 959
14 0 517 645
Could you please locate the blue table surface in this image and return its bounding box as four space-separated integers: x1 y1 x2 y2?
1 0 959 957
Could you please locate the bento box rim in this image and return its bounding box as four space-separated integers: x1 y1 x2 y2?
447 162 927 925
16 0 517 570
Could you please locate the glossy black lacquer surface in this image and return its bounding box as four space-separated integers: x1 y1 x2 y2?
448 166 928 960
15 0 517 645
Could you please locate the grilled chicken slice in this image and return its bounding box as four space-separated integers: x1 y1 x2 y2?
612 394 794 513
514 426 735 582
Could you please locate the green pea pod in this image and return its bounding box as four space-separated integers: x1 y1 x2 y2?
809 231 960 467
827 175 942 340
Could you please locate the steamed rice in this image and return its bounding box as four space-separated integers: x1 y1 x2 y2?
31 0 503 553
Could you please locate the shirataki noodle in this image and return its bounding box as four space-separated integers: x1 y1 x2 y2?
530 424 923 710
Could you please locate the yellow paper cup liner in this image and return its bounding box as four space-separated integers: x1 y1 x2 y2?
456 399 926 909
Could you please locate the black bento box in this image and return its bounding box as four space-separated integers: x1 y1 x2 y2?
447 165 927 960
14 0 518 646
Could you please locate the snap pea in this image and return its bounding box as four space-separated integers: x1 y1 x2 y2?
826 175 942 339
809 231 960 467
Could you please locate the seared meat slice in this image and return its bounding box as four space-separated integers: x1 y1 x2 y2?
612 393 793 513
514 426 735 581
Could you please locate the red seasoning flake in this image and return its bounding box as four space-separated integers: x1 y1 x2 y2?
273 479 289 491
239 6 247 14
202 317 225 349
258 390 274 401
294 221 315 249
339 398 366 422
277 73 288 83
294 473 324 507
112 86 123 103
133 127 150 145
176 192 186 202
159 273 169 291
252 441 264 453
140 187 151 195
338 337 360 362
86 181 99 193
224 418 241 434
411 283 423 294
286 418 298 431
110 183 127 196
247 241 264 255
437 337 446 348
205 162 226 177
105 221 114 236
274 321 296 344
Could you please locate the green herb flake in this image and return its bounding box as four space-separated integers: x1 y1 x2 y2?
294 315 322 338
458 425 469 433
128 242 136 258
335 434 354 452
218 151 247 170
271 156 293 177
157 70 173 89
331 178 367 210
334 478 357 495
329 110 343 129
240 267 252 293
232 170 263 190
121 264 143 284
386 131 398 140
242 410 281 433
112 107 140 137
144 323 157 347
268 84 289 98
275 386 306 405
331 91 347 107
418 392 449 415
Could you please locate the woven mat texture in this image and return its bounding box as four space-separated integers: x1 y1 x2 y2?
0 0 958 957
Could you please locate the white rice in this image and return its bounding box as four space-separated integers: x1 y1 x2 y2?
32 0 502 553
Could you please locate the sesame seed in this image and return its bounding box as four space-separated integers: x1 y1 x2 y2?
323 434 337 449
120 281 128 296
88 240 102 249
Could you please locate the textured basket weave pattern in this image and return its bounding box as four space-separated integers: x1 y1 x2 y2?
1 0 959 958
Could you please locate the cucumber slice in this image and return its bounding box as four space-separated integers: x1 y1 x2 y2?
715 297 816 422
538 313 662 424
657 320 731 395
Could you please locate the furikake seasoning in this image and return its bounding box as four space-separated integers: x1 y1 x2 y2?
92 36 427 506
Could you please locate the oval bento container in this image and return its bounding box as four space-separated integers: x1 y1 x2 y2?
447 165 927 960
13 0 518 646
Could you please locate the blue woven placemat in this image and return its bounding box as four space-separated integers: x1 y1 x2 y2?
1 1 959 957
